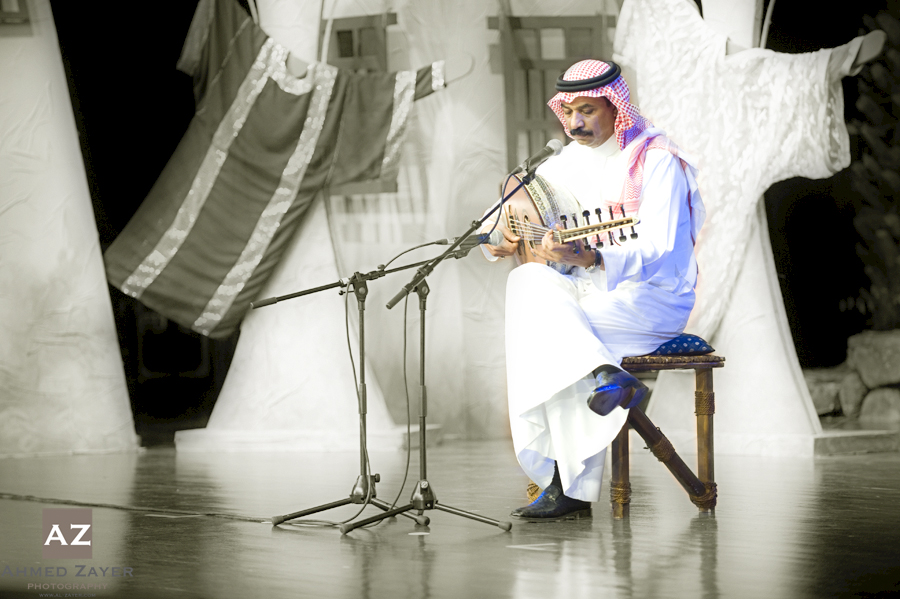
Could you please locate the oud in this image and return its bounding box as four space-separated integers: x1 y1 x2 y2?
495 173 639 274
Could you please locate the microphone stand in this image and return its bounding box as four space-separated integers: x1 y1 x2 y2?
336 173 534 535
264 250 493 531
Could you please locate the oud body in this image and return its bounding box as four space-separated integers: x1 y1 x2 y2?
497 174 639 274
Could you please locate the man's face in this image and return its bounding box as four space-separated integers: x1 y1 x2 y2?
560 96 617 148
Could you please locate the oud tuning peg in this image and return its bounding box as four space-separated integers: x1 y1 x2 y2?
615 207 626 242
581 210 593 250
558 214 577 253
593 208 604 247
620 205 638 239
606 207 616 245
594 208 603 250
571 215 585 252
569 214 582 251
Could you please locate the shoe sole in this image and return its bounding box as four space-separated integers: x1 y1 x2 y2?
589 381 649 416
510 508 592 523
588 387 630 416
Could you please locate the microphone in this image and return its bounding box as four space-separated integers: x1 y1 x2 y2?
513 139 563 175
436 230 503 249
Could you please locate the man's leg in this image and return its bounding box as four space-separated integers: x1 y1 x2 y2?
505 264 625 519
588 363 650 416
578 280 689 417
510 460 592 522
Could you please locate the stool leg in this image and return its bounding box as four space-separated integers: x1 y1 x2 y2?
610 423 631 519
628 407 712 505
695 368 717 511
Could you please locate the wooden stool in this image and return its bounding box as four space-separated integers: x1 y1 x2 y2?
609 354 725 518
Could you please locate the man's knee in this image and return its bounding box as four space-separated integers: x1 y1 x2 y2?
507 262 565 293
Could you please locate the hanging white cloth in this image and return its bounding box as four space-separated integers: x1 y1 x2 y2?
0 0 137 456
612 0 855 455
614 0 850 340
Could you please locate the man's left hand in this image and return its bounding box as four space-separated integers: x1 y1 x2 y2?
534 225 595 268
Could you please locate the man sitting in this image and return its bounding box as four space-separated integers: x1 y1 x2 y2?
483 59 705 520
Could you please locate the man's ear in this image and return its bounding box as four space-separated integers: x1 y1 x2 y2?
603 97 617 115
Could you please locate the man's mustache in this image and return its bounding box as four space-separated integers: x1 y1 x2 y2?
570 127 591 137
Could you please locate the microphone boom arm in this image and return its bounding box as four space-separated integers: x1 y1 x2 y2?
385 176 527 309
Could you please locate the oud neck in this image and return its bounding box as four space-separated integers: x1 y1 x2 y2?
554 216 639 243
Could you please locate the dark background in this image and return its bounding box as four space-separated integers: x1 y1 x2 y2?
47 0 889 444
762 0 890 366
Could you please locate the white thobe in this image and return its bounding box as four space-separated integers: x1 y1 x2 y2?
495 129 703 501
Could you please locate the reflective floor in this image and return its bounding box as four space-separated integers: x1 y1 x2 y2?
1 439 899 598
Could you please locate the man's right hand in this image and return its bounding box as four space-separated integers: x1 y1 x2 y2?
484 225 521 259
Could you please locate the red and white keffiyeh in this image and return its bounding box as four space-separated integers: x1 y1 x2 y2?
548 60 651 151
548 60 701 247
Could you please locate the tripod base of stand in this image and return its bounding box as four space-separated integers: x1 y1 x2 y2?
339 480 513 535
271 474 430 527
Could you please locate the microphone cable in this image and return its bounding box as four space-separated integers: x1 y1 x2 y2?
383 292 414 514
381 240 445 271
281 288 375 529
481 172 516 242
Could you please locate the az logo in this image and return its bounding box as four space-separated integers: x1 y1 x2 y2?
42 508 92 559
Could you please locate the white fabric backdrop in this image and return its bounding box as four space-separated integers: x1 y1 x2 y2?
0 0 138 457
615 0 854 455
179 0 525 450
178 0 869 456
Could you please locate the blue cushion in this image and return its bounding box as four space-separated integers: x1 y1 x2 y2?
649 333 714 356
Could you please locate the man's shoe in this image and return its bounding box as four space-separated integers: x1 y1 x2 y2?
510 484 592 522
587 368 649 417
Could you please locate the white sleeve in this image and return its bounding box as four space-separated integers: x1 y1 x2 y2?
478 201 506 262
596 149 689 290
